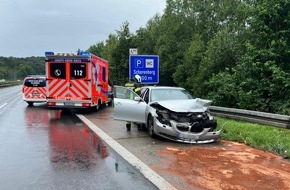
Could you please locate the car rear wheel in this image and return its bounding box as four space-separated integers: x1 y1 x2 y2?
148 116 157 138
27 102 33 106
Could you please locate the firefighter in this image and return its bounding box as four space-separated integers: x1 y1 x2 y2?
125 74 142 131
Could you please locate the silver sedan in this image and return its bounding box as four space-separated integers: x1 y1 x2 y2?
113 86 221 143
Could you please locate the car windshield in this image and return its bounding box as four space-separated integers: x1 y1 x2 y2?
24 78 46 87
150 88 193 102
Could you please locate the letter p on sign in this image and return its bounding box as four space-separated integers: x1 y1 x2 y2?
135 59 143 68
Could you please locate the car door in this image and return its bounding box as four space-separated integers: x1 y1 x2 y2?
113 86 147 123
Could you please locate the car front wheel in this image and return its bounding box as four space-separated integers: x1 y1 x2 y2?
148 116 157 138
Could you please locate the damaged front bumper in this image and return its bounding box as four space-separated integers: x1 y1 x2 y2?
153 117 222 144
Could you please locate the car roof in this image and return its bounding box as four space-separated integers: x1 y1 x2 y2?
141 86 185 90
24 75 46 80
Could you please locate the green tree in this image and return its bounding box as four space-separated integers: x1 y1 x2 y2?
110 21 133 85
132 14 162 55
173 34 205 92
207 0 290 114
0 56 44 80
156 0 199 85
193 28 241 97
87 42 105 57
85 0 290 114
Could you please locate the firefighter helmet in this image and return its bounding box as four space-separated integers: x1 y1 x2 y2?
134 75 141 83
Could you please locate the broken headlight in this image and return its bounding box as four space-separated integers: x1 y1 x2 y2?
156 110 171 126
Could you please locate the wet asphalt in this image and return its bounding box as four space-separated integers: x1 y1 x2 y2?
0 86 158 190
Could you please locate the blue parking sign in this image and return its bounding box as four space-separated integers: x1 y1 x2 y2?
129 55 159 84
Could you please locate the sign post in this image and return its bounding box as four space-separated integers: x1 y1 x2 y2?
129 55 159 84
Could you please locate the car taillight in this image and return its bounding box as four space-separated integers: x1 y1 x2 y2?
47 102 56 106
82 103 91 107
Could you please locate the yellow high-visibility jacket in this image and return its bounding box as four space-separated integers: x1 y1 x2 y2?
125 82 141 99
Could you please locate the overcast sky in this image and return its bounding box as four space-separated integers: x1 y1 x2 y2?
0 0 166 57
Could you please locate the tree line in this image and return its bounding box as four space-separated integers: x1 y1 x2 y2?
0 56 45 80
88 0 290 115
1 0 289 115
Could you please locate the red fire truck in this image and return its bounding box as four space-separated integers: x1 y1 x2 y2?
45 51 111 110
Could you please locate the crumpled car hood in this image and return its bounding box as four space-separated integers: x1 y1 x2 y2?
150 98 212 112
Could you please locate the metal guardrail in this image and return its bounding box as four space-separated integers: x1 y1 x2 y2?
0 81 22 88
209 106 290 129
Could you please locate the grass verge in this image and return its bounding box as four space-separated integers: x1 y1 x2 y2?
216 117 290 160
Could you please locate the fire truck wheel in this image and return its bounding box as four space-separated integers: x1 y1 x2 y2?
108 100 113 107
96 100 102 111
100 103 105 109
95 104 99 111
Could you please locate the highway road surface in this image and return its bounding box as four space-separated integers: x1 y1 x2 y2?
1 85 290 190
0 86 158 190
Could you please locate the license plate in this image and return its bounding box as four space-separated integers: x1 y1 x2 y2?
64 102 75 106
32 93 41 96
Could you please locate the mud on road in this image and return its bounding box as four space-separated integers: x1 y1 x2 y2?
83 107 290 190
151 140 290 190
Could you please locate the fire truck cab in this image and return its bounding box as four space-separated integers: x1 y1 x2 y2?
45 51 111 110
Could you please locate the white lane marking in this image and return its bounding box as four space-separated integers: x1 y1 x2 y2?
76 114 177 190
0 93 22 115
0 92 22 103
0 103 8 109
0 103 9 115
